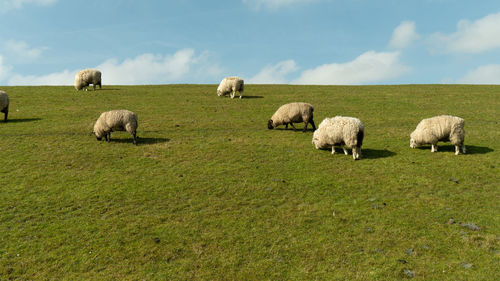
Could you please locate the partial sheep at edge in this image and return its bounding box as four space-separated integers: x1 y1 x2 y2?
0 90 9 122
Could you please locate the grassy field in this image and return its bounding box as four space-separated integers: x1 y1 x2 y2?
0 84 499 280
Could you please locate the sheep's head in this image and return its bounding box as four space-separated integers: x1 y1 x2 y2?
410 131 418 148
410 138 417 148
93 123 105 141
312 130 328 149
267 119 275 130
312 136 322 149
217 88 223 97
93 130 104 141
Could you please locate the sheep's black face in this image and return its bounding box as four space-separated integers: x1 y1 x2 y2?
96 136 102 141
267 120 274 130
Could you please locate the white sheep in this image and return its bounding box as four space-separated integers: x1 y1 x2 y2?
217 77 244 99
93 110 138 145
75 69 102 91
410 115 465 155
0 90 9 122
268 102 316 132
312 116 364 160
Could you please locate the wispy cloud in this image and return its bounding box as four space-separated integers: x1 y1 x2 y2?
388 21 420 49
0 0 58 11
243 0 318 10
0 56 13 82
248 60 298 84
292 51 409 85
4 40 47 61
8 69 74 86
429 12 500 54
7 49 223 85
457 64 500 84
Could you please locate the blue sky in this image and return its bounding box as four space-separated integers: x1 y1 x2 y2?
1 0 500 85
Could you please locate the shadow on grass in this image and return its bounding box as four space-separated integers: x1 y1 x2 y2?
3 118 42 123
243 95 264 99
272 127 316 132
98 88 120 91
109 137 170 145
362 149 397 159
416 145 493 154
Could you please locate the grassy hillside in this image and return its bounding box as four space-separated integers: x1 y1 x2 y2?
0 84 499 280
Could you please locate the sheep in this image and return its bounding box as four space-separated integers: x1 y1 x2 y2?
268 102 316 132
0 90 9 122
93 110 138 145
312 116 364 160
410 115 465 155
75 69 102 91
217 76 244 99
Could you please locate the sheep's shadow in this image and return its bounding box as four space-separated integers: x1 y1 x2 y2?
362 149 397 159
108 137 170 145
243 95 264 99
416 145 493 155
272 127 316 133
97 88 120 91
315 148 395 160
2 118 42 123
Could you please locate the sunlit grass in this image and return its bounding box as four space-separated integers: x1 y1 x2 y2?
0 84 498 280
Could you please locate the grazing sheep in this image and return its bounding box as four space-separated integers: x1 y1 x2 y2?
410 115 465 155
75 69 102 91
268 102 316 132
217 77 244 99
312 116 364 160
93 110 138 145
0 90 9 122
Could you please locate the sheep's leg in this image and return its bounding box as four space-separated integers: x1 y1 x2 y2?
93 84 96 91
342 144 348 155
289 123 297 131
285 123 288 129
239 91 242 99
106 132 111 142
303 120 309 132
455 145 460 155
331 146 335 155
132 132 137 145
309 118 316 131
230 90 235 99
353 147 360 160
462 145 466 154
3 109 7 122
431 144 437 152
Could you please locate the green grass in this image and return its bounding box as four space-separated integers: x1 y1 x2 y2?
0 84 499 280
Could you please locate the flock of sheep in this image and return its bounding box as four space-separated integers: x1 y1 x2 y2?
0 71 466 158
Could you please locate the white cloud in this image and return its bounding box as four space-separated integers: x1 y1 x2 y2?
7 49 222 85
4 40 47 60
292 51 409 85
0 0 57 11
248 60 298 84
457 64 500 84
429 12 500 54
243 0 317 9
0 56 13 82
389 21 420 49
9 69 74 86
